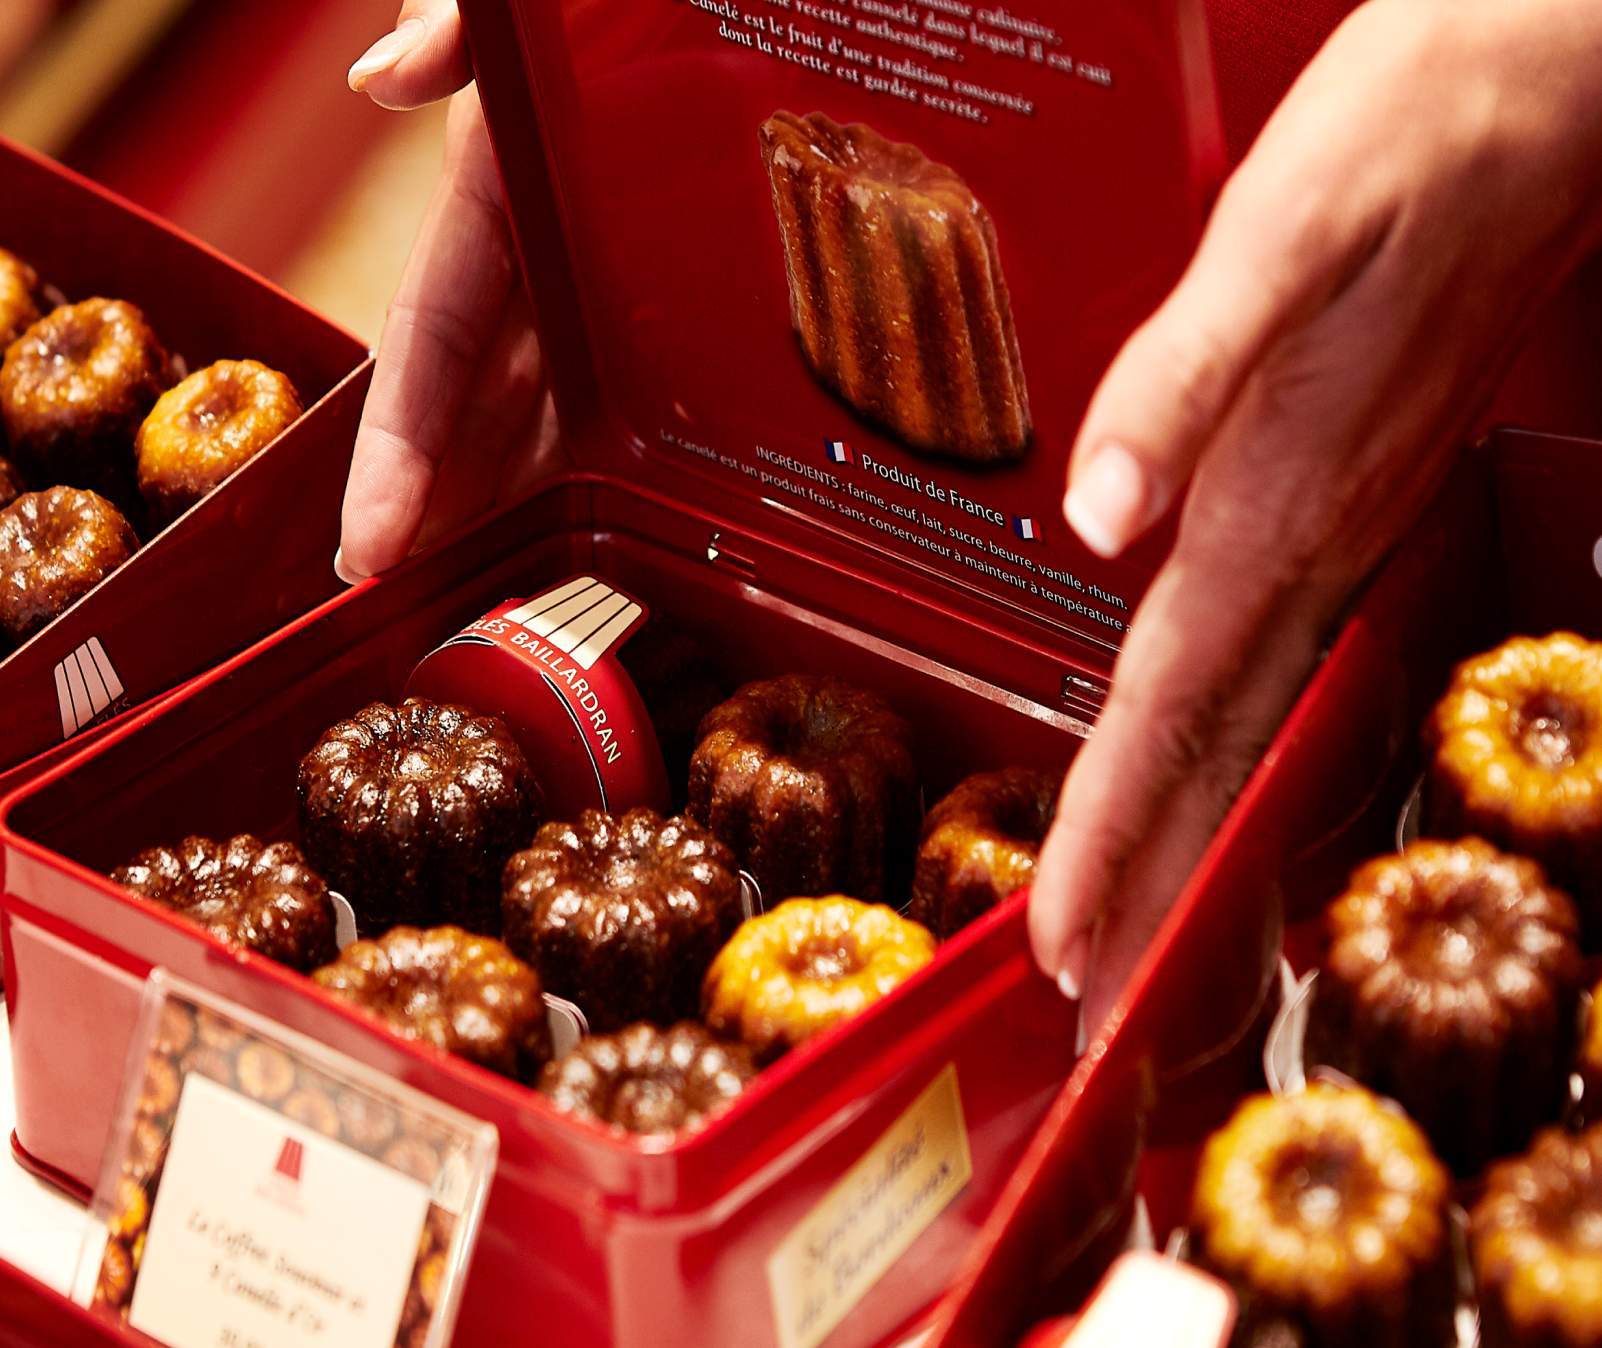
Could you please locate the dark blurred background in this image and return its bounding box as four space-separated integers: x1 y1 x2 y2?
0 0 442 340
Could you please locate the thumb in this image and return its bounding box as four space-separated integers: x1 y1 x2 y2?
349 0 470 111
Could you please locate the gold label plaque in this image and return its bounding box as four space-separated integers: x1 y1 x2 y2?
767 1064 973 1348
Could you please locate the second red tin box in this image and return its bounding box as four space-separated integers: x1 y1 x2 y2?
926 428 1602 1345
0 134 372 793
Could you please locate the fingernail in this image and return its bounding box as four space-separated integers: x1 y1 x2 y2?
348 18 424 91
333 546 364 586
1064 442 1158 559
1056 930 1091 1001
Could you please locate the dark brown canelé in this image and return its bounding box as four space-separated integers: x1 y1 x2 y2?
135 359 302 526
502 807 744 1033
111 835 337 972
1191 1086 1456 1348
1472 1124 1602 1348
909 766 1059 940
538 1022 757 1136
0 487 137 641
297 697 539 935
1308 838 1583 1175
687 673 919 904
0 298 172 508
1427 633 1602 941
758 110 1030 462
311 925 551 1081
701 896 936 1060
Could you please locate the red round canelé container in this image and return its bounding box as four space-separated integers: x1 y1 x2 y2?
407 574 672 817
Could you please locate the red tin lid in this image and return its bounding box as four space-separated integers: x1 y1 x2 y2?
459 0 1222 671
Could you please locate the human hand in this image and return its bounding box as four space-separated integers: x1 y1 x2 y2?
1029 0 1602 1028
336 0 556 583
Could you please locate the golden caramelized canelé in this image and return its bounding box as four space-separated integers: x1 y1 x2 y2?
1309 838 1583 1175
702 896 935 1059
1472 1124 1602 1348
0 298 171 507
1428 633 1602 939
1191 1086 1455 1348
312 925 551 1082
758 110 1030 462
688 674 919 905
909 767 1059 940
135 359 302 526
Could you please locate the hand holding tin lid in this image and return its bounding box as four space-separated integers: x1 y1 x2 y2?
1032 0 1602 1025
337 0 554 583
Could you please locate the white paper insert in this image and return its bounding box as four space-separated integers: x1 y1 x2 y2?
128 1073 431 1348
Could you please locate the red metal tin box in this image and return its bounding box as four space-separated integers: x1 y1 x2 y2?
925 429 1590 1345
0 1254 140 1348
4 476 1094 1348
0 134 371 790
0 3 1252 1344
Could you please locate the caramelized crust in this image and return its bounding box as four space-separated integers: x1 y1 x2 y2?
111 835 337 973
539 1022 756 1135
1428 633 1602 938
0 486 137 640
503 807 743 1032
910 767 1059 939
1192 1086 1455 1347
136 359 302 526
298 698 539 935
312 924 551 1081
702 896 935 1058
688 674 919 904
759 111 1030 462
1473 1124 1602 1347
1309 838 1582 1175
0 298 171 507
0 248 42 350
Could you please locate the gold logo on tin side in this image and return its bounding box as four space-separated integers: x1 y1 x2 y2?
767 1064 973 1348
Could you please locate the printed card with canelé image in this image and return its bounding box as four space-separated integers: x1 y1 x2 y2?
73 970 497 1348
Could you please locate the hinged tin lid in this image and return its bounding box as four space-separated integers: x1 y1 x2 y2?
459 0 1222 669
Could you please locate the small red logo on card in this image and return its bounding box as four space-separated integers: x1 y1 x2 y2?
274 1138 304 1184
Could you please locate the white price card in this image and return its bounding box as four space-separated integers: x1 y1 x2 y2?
73 971 498 1348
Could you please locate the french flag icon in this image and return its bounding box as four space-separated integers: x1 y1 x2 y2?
1011 515 1042 542
824 439 856 465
